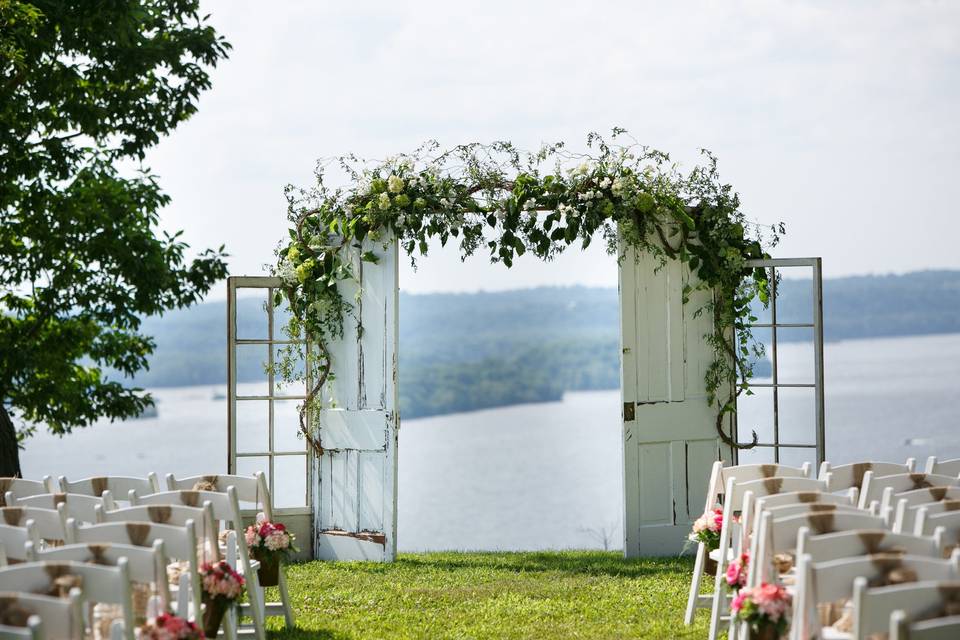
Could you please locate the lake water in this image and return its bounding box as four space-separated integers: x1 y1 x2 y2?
20 333 960 552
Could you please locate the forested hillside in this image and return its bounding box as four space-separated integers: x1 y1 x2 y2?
133 270 960 418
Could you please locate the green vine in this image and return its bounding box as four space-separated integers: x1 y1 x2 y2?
272 130 782 455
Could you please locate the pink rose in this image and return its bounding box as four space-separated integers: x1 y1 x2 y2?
730 590 748 614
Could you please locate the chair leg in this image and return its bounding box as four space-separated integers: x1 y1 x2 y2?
222 607 237 640
245 568 267 640
708 532 732 640
278 567 295 628
684 542 707 625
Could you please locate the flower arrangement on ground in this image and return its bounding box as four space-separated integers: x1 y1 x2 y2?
245 513 297 586
726 552 749 592
199 560 245 638
139 613 204 640
731 582 791 640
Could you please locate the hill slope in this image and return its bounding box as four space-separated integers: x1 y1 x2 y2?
132 270 960 418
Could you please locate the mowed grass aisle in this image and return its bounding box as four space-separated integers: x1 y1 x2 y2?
264 551 710 639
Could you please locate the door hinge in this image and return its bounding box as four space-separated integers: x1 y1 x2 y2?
623 402 635 422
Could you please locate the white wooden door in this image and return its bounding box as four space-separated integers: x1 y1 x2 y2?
314 237 399 561
619 245 734 556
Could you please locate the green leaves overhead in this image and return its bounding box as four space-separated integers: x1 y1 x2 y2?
0 1 230 440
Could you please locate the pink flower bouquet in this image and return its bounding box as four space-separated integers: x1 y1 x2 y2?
245 517 297 562
731 582 791 638
726 552 749 592
245 514 298 586
139 613 204 640
199 560 245 637
200 560 245 602
688 507 725 550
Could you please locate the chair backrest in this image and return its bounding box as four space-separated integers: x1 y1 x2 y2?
798 528 944 564
66 520 198 563
57 475 159 501
861 473 960 510
0 507 64 543
855 579 960 639
755 489 857 511
894 494 960 534
96 503 218 556
0 479 53 506
12 494 111 525
891 610 960 640
25 541 170 612
820 460 916 491
0 523 39 562
133 489 243 529
165 472 272 517
751 509 887 585
0 590 82 640
916 509 960 543
796 553 960 639
764 501 863 523
0 561 133 639
926 457 960 477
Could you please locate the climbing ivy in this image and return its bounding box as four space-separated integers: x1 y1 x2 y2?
273 130 782 454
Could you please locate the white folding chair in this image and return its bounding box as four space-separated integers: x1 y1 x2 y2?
25 540 171 617
0 478 54 507
684 461 811 627
0 561 134 640
855 580 960 640
0 522 40 564
131 489 265 640
860 473 960 512
792 554 960 640
890 609 960 640
0 590 83 640
0 507 66 544
797 528 945 565
64 520 205 633
58 475 160 506
165 472 294 628
11 494 113 526
748 509 887 589
893 491 960 534
707 475 828 640
819 460 916 492
925 457 960 476
915 509 960 549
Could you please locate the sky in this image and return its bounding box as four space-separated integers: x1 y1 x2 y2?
146 0 960 297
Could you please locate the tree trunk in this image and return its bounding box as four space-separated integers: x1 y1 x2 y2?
0 405 22 478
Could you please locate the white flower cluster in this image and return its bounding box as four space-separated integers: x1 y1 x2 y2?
557 202 579 220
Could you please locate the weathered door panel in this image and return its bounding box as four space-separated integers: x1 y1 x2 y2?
314 238 399 561
620 240 732 557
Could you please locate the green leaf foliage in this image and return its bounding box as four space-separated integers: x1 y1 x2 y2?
0 1 230 437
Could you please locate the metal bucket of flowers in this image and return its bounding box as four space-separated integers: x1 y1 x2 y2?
199 560 245 637
245 515 297 587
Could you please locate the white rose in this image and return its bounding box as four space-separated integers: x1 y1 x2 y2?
378 192 391 209
387 175 404 193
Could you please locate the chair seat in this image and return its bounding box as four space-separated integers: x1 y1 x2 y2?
708 548 735 562
820 626 852 640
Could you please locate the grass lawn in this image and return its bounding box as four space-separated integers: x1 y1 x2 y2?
263 551 710 639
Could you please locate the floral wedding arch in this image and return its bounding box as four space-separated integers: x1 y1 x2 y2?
272 130 781 455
